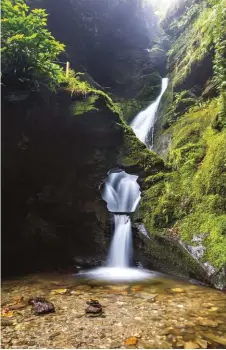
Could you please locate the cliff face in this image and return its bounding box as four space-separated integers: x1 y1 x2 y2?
2 85 168 277
29 0 165 98
2 90 122 275
2 0 225 288
2 0 169 277
139 0 226 288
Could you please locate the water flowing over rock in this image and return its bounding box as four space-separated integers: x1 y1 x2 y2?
101 169 140 268
131 77 168 147
108 215 132 268
101 170 141 214
78 169 154 282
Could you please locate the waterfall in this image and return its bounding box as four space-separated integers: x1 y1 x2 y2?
101 170 140 268
78 171 156 281
101 171 141 214
130 77 169 148
108 214 132 267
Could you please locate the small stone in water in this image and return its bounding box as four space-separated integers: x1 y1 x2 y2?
28 297 55 315
170 288 185 293
1 317 14 326
201 332 226 346
50 288 70 295
196 338 208 349
124 336 138 345
197 318 218 327
85 299 102 316
184 341 200 349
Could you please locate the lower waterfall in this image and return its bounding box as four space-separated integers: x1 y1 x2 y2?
78 169 156 282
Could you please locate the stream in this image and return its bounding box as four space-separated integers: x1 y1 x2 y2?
1 274 226 349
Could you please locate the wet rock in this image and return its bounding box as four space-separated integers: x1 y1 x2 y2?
131 285 144 292
124 336 138 346
135 293 156 301
196 318 218 327
196 338 208 349
200 332 226 346
8 303 26 311
184 341 200 349
110 340 121 348
85 299 102 316
28 297 55 315
170 288 185 293
49 331 61 340
1 317 14 326
50 288 69 295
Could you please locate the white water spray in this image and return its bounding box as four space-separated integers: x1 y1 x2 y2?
131 78 169 147
101 171 141 214
78 169 154 282
108 214 132 267
101 170 140 268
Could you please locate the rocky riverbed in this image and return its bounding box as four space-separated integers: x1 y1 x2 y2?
1 273 226 349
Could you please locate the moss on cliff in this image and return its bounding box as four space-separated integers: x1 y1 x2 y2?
121 126 166 175
167 1 213 88
140 97 226 273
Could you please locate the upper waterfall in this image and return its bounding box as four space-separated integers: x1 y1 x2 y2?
101 170 141 213
130 78 169 147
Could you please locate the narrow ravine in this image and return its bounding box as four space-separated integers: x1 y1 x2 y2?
2 0 226 349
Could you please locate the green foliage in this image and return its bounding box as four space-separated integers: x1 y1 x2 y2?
115 99 147 123
211 0 226 123
64 69 92 96
1 0 65 90
71 95 99 116
121 125 166 175
164 90 197 126
168 2 214 87
140 99 226 270
167 0 226 120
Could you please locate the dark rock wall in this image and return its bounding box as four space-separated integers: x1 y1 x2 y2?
29 0 165 98
2 90 123 276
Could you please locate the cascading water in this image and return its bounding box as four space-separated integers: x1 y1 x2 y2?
130 77 169 148
78 169 156 282
101 171 141 214
101 170 140 268
107 214 132 268
77 82 170 282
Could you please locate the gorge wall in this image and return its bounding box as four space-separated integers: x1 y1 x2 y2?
2 0 167 276
2 0 226 288
138 0 226 288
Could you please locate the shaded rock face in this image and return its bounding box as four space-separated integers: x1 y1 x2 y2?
1 90 123 276
29 0 165 98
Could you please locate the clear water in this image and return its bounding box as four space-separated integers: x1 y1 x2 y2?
130 77 169 147
2 273 226 349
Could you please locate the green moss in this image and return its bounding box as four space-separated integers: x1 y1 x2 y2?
121 126 166 175
136 84 161 102
71 95 99 115
115 99 147 123
164 90 197 126
168 3 214 88
139 98 226 272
